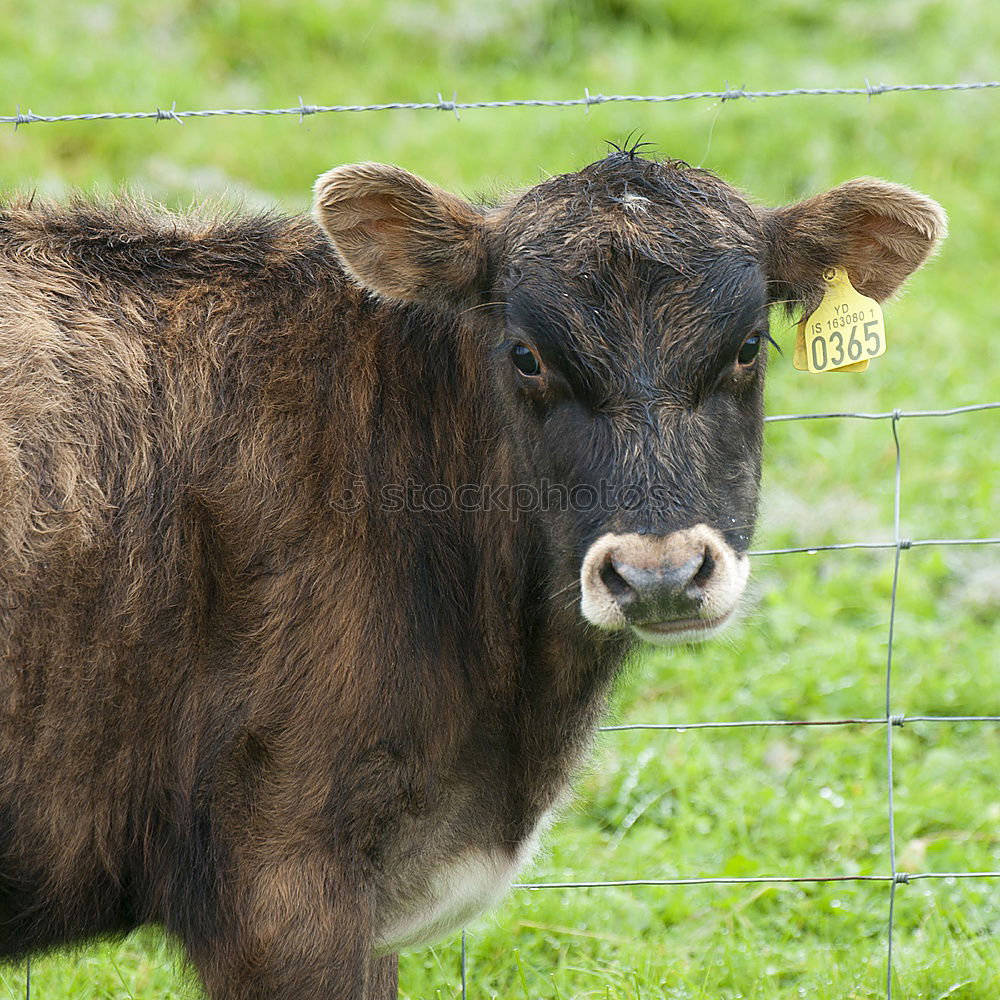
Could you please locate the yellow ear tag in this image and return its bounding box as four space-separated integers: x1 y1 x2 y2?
793 268 885 373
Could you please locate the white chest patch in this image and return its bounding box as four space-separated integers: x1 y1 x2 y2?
374 817 549 953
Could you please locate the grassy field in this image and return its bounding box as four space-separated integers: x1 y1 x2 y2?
1 1 998 997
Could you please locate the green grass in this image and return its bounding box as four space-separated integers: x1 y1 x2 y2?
1 0 999 997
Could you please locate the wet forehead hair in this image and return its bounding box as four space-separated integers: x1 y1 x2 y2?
500 153 768 401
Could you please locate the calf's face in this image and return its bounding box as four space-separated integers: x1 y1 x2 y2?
314 154 945 644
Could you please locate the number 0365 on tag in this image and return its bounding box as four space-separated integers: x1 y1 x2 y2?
793 268 886 373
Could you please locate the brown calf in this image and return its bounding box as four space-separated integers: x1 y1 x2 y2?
0 151 944 998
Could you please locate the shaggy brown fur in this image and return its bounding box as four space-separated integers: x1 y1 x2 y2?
0 154 944 998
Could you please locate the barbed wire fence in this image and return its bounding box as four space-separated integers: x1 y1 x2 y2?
2 80 998 128
4 80 998 1000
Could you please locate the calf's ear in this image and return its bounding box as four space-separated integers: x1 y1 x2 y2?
761 179 947 308
313 162 488 307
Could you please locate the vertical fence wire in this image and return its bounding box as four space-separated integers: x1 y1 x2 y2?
461 930 467 1000
884 412 904 999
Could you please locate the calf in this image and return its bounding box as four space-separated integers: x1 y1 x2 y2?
0 151 944 998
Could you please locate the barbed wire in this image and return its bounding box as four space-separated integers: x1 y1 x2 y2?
3 80 999 128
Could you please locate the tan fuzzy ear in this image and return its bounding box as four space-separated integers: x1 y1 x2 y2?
761 178 947 309
313 162 488 307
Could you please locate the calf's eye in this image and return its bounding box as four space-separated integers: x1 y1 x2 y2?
511 343 542 377
737 333 762 366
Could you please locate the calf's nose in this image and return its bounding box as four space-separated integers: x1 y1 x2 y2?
579 524 750 642
599 545 714 624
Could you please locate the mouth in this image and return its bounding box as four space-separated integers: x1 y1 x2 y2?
630 607 735 645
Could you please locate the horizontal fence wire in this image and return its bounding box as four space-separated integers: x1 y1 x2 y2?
763 401 1000 422
516 872 1000 890
3 80 999 127
493 400 1000 1000
752 538 1000 555
600 715 1000 731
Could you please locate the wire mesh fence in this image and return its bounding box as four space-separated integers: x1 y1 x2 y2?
450 401 998 1000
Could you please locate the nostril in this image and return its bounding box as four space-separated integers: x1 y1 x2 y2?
689 547 715 592
600 557 635 603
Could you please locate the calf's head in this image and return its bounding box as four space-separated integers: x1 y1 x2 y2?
314 153 945 644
